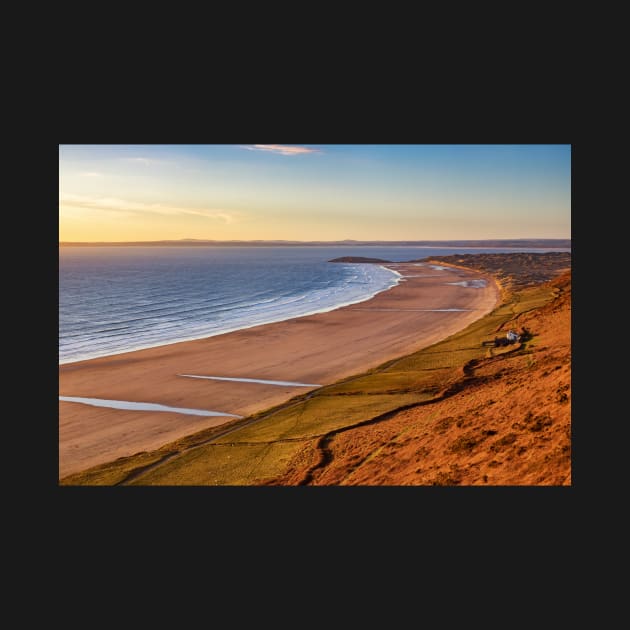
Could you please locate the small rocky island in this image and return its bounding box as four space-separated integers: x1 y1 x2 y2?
329 256 392 263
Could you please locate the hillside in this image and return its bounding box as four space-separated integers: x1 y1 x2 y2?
265 271 571 485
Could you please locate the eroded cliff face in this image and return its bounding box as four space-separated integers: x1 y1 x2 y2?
266 271 571 486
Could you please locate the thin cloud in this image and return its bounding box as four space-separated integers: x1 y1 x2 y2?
60 194 236 223
241 144 321 156
79 171 103 177
122 157 164 165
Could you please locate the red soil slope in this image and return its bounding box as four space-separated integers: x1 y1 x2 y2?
264 271 571 486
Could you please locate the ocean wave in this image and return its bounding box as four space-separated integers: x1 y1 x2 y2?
59 259 399 364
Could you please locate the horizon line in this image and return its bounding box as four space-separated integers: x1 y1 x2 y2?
60 237 571 245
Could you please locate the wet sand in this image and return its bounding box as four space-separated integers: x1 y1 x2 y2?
59 263 500 478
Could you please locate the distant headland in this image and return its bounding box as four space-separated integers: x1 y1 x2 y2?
59 238 571 248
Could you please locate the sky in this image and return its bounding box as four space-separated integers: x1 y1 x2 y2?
59 144 571 242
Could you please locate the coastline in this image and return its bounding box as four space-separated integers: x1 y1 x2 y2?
59 264 401 366
59 261 500 478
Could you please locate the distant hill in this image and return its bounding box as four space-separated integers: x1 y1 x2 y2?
59 238 571 248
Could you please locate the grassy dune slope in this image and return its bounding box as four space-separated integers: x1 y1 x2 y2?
60 253 571 486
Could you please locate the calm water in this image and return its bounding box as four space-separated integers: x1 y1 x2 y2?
59 245 570 364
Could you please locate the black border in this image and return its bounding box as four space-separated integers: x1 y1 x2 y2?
54 100 576 548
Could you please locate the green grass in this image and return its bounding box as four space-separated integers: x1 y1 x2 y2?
60 281 560 486
59 419 247 486
59 450 168 486
129 441 306 486
214 392 429 444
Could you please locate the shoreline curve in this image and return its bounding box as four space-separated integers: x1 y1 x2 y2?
59 264 401 366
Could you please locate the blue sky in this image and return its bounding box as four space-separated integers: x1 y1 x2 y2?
59 144 571 241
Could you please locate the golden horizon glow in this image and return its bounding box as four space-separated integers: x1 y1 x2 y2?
59 144 571 242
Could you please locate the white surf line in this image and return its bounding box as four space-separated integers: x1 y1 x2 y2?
178 374 322 387
381 266 403 277
59 396 243 418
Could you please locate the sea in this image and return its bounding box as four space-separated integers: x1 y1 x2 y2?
59 245 570 365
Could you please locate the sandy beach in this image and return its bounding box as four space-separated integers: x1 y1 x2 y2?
59 262 500 478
